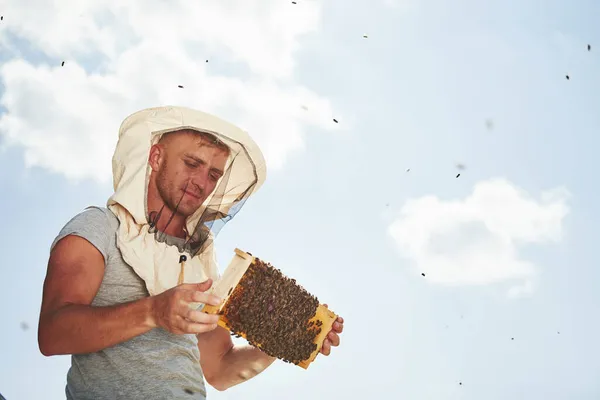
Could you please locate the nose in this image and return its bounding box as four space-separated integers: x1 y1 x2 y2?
188 178 204 195
188 171 210 195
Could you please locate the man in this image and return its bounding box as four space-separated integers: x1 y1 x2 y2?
38 106 344 400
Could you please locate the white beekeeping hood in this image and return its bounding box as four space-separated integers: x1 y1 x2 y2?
106 105 267 296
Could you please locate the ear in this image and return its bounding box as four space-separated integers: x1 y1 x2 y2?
148 144 164 172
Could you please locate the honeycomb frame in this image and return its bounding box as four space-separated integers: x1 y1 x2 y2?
201 248 337 369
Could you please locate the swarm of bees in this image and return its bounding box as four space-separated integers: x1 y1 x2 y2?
220 257 322 365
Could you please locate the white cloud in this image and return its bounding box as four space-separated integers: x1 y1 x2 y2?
507 280 534 299
388 178 570 293
0 0 339 183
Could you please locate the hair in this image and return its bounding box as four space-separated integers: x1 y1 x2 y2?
159 128 231 155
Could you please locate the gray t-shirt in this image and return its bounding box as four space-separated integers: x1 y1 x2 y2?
50 206 209 400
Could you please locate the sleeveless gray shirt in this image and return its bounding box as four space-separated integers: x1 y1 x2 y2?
50 206 208 400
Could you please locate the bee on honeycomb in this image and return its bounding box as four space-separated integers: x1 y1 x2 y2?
220 258 323 365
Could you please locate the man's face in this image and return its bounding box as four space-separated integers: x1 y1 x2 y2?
151 131 229 218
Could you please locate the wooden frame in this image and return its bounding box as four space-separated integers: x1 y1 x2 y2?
202 248 337 369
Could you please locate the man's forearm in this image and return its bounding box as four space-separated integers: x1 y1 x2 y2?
209 345 277 391
38 297 155 356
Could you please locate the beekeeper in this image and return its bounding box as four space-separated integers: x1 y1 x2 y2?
37 106 344 400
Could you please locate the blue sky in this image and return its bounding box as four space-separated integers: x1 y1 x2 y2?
1 0 600 399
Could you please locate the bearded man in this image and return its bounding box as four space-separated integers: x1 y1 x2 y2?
37 106 344 399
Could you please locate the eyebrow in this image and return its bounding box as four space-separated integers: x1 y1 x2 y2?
184 153 224 176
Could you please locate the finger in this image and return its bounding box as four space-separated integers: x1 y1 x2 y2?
320 339 331 356
184 290 222 306
178 318 219 334
195 279 213 292
332 321 343 333
337 316 344 324
188 322 219 334
186 309 220 325
327 331 340 347
179 305 213 321
178 280 212 291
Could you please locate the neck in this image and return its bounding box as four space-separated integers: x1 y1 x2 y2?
153 210 187 239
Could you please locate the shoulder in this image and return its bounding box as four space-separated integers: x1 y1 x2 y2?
63 206 118 232
50 206 119 262
85 206 120 229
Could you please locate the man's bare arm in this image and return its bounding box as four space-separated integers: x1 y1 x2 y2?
197 314 345 391
197 326 276 391
38 235 220 356
38 235 156 356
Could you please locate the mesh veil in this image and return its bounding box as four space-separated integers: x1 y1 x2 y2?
146 127 261 258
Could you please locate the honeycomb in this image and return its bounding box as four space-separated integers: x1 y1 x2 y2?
202 249 337 368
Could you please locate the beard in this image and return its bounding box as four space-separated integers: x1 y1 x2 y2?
155 166 199 218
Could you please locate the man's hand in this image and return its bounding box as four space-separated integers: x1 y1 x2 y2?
320 305 344 356
150 279 222 335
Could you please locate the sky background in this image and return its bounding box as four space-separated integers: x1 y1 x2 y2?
1 0 600 399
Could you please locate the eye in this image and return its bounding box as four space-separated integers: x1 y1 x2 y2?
184 160 198 169
209 173 221 181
